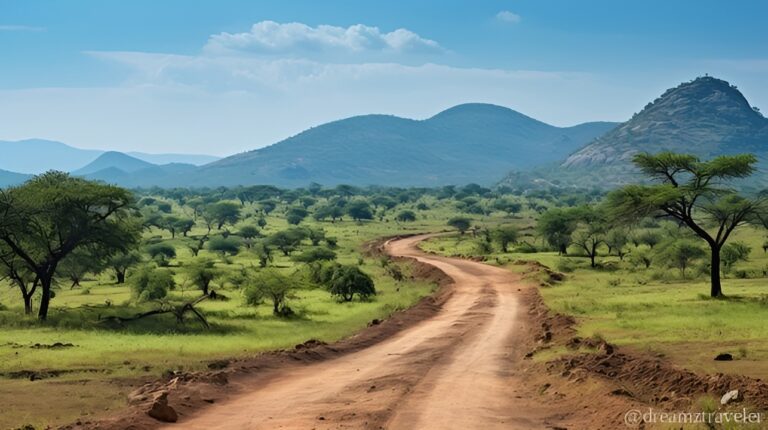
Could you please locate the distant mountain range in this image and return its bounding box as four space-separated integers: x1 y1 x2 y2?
176 104 616 187
4 76 764 190
500 76 768 190
0 139 220 175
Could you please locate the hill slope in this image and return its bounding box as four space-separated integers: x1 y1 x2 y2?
0 139 103 174
73 151 156 175
0 169 32 188
180 104 616 187
0 139 219 175
500 76 768 189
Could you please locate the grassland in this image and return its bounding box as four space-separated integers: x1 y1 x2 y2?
421 226 768 384
0 198 461 429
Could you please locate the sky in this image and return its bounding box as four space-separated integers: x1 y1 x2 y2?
1 0 767 156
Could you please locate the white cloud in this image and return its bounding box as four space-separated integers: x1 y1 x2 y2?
0 25 45 32
496 11 522 24
203 21 444 58
0 20 649 156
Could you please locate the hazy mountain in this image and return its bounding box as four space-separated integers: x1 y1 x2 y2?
500 76 768 189
0 139 103 174
73 151 156 175
0 139 219 175
0 169 32 188
175 103 616 187
126 152 220 166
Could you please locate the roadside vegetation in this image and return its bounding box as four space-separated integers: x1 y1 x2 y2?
3 152 768 428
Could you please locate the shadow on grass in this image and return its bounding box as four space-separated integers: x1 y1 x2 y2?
0 303 246 335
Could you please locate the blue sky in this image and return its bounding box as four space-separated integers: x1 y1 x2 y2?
1 0 766 155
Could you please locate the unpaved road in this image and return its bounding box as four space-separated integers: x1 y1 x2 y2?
162 234 555 429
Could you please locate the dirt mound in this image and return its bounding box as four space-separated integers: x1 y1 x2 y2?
513 259 565 286
550 347 768 409
520 262 768 413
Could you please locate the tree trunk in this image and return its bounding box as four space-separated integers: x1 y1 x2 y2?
711 245 722 297
116 270 126 284
38 278 52 321
23 294 33 315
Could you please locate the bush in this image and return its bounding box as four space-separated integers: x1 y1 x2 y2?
146 243 177 266
395 210 417 222
130 266 175 301
243 269 297 316
207 237 242 258
292 248 337 263
514 242 538 253
327 265 376 302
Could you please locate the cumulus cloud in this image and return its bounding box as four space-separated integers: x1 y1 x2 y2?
203 21 444 57
496 11 521 24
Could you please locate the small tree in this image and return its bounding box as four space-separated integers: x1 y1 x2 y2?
244 269 297 316
252 241 274 268
285 207 309 225
186 258 219 296
268 228 307 256
291 248 337 263
146 243 177 267
658 239 706 278
346 200 374 222
56 250 107 289
721 242 751 274
207 237 242 260
395 210 417 222
130 266 175 302
628 247 653 269
447 217 472 235
110 251 142 284
605 228 630 260
328 265 376 302
537 208 579 254
238 225 260 248
493 226 519 252
204 202 241 230
569 207 606 268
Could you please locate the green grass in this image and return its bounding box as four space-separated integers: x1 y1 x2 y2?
0 197 474 429
421 228 768 384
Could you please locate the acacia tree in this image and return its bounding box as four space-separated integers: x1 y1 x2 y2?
569 207 607 268
606 152 765 297
0 172 140 319
537 208 579 254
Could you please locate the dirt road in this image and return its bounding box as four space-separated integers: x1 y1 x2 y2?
162 234 555 429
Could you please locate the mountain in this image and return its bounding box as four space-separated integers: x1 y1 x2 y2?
0 139 219 175
73 151 156 175
70 152 200 187
174 104 617 188
126 152 220 166
0 139 103 174
500 76 768 189
0 169 32 188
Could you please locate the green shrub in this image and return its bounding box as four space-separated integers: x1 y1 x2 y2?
130 266 175 302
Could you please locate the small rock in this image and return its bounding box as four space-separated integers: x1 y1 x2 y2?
720 389 739 405
611 388 633 397
714 353 733 361
147 392 178 423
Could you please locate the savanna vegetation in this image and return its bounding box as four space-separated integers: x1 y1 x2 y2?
3 151 768 428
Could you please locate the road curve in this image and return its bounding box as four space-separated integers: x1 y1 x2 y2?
161 234 551 429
